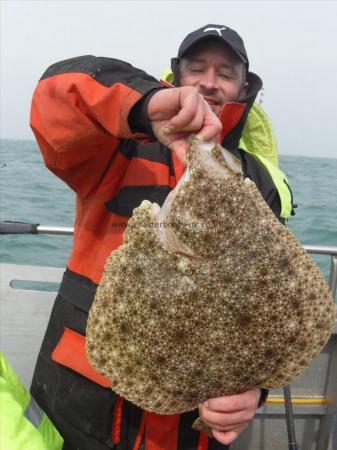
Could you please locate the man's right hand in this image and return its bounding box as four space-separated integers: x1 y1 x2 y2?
147 87 222 166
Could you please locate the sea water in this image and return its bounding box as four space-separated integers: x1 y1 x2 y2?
1 139 336 294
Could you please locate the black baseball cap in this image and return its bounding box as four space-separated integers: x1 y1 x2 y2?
177 24 249 69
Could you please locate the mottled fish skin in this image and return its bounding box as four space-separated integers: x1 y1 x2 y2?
86 136 336 417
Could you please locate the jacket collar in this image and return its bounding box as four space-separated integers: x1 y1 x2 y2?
219 72 263 149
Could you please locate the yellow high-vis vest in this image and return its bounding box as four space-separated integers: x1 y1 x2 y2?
0 351 63 450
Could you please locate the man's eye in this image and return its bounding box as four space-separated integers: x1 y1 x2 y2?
190 68 203 73
219 73 231 79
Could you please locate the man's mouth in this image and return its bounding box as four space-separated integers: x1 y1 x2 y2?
203 96 219 106
203 96 220 113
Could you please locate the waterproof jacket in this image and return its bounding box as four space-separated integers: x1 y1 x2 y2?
0 351 63 450
30 55 286 450
30 55 289 285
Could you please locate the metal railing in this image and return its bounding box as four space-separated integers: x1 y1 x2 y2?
303 245 337 299
3 222 336 299
33 225 74 235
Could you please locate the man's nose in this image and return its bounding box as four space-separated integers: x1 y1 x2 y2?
199 69 218 91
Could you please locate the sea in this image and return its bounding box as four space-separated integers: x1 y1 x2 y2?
1 139 336 299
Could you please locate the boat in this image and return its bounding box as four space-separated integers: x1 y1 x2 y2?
0 223 336 450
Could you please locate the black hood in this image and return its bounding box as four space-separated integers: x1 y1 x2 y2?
170 57 263 150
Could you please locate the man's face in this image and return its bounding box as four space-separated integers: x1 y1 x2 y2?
179 40 248 115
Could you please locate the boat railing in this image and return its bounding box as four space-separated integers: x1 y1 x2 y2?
5 223 336 299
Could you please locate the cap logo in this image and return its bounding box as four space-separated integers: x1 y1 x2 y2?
203 26 226 36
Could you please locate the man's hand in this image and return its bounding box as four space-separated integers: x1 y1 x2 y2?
147 87 222 165
199 388 261 446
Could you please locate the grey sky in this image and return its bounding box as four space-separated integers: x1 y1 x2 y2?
1 0 336 158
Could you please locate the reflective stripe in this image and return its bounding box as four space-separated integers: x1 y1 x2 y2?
23 395 43 428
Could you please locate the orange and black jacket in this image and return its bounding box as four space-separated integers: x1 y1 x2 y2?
30 56 272 450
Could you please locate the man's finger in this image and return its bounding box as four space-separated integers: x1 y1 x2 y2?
196 122 221 142
200 405 255 428
195 107 222 142
210 422 249 433
168 93 204 132
212 429 240 446
205 389 260 413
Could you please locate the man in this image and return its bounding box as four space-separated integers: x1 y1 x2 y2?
30 24 290 450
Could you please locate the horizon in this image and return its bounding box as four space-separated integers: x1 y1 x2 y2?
1 137 335 161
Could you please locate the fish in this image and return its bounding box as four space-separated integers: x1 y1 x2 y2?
86 135 336 432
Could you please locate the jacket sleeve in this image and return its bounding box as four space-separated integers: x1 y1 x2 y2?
30 55 164 193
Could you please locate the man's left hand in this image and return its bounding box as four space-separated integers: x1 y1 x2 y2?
199 388 261 446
